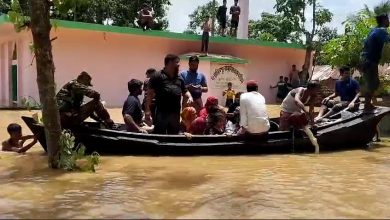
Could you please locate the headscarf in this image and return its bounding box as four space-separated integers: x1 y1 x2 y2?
204 96 218 108
199 96 219 119
181 107 197 123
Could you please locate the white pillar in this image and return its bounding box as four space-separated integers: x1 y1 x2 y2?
237 0 249 39
1 42 10 106
0 43 3 106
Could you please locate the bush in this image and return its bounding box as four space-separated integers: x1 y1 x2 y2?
58 130 100 172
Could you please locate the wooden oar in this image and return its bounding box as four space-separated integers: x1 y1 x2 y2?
329 107 351 119
303 125 320 154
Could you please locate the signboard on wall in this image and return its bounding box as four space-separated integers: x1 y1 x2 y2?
210 63 247 94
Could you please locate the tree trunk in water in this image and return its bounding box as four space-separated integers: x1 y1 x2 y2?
29 0 62 169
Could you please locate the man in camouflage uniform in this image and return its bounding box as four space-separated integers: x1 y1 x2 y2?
56 71 114 128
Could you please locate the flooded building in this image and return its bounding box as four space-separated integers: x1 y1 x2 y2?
0 14 307 108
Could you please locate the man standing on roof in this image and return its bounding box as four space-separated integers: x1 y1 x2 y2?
180 56 208 114
360 13 390 112
145 54 194 134
229 0 241 38
217 0 228 36
201 15 212 56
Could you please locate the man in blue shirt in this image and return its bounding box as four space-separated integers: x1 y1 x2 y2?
122 79 153 133
315 66 361 122
361 14 390 112
180 56 208 113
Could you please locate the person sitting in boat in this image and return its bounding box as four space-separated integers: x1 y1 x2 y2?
56 71 114 129
180 106 198 133
2 123 37 153
199 96 220 119
279 81 321 131
204 106 227 135
226 92 242 133
180 56 208 114
227 92 242 118
315 66 361 122
145 54 193 135
225 106 240 134
191 96 221 135
238 80 270 135
122 79 154 134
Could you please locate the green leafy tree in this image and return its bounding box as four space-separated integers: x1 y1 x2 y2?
0 0 11 14
186 0 219 35
10 0 172 29
313 27 338 65
248 12 301 42
322 1 390 95
275 0 333 81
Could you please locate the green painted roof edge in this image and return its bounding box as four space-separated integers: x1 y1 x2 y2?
0 14 8 25
0 14 306 50
179 54 249 64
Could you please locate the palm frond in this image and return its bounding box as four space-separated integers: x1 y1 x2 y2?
362 4 374 16
374 0 390 16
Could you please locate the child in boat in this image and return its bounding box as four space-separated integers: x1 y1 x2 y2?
204 106 227 135
180 107 197 133
193 96 222 135
225 106 240 134
2 123 37 153
223 82 236 108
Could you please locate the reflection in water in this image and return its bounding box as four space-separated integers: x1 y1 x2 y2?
1 109 390 218
1 141 390 219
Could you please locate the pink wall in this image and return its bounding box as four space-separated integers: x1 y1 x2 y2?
0 25 306 108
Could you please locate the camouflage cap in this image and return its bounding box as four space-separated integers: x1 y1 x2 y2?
77 71 93 86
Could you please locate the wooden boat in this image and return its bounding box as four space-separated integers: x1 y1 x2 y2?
22 106 390 156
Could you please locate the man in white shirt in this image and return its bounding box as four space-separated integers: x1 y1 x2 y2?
239 80 270 135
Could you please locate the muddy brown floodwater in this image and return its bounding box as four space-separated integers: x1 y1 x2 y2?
1 106 390 219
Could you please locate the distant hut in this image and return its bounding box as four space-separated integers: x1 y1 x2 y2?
311 66 339 106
